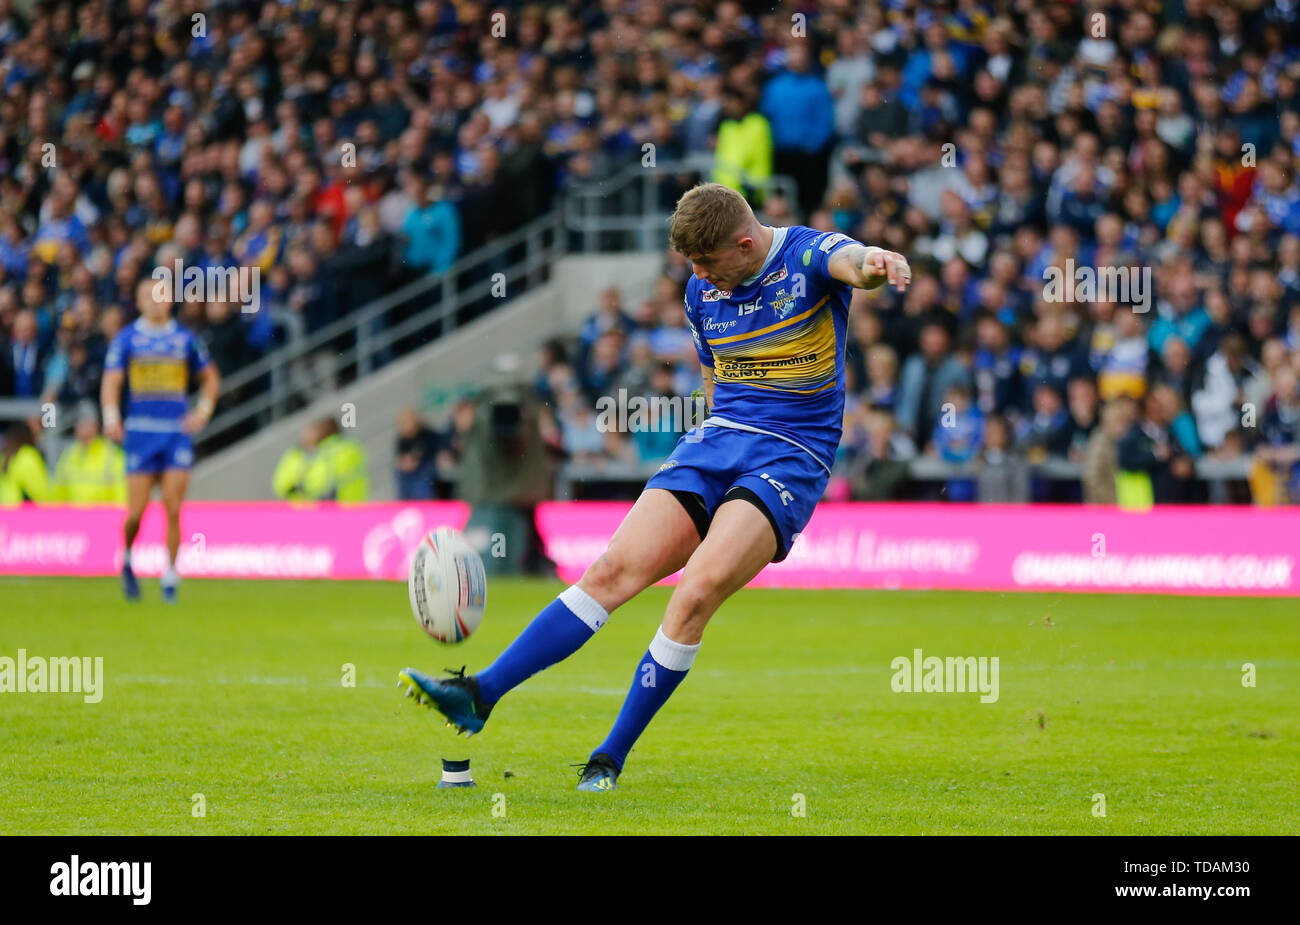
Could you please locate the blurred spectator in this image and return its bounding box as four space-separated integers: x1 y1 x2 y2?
272 416 369 503
306 417 369 503
581 330 625 400
713 86 774 204
1083 399 1136 505
929 384 982 502
578 287 633 371
1118 387 1201 507
401 175 460 275
1254 365 1300 503
434 398 478 498
53 405 125 505
973 312 1022 417
534 339 570 407
1094 307 1149 402
630 362 689 463
1063 377 1100 461
394 407 440 501
42 332 103 408
761 42 834 216
1019 382 1071 463
864 343 899 410
977 414 1030 503
1192 333 1261 450
848 406 916 501
555 381 608 466
897 322 970 442
273 420 323 502
4 310 44 398
0 421 49 505
1020 313 1090 410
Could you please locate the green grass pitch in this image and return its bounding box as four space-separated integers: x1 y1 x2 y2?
1 576 1296 835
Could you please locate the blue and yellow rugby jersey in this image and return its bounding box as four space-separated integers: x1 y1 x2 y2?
105 319 212 433
684 226 857 472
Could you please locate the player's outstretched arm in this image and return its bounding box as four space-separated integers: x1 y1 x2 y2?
827 243 912 292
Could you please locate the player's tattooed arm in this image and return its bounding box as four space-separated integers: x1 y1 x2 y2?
827 243 912 292
700 365 714 411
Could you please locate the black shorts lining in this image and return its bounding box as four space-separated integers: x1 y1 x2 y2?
722 485 787 562
668 489 711 541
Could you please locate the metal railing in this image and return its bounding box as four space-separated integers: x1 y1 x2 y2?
0 397 42 424
196 157 797 454
197 209 565 451
564 154 799 253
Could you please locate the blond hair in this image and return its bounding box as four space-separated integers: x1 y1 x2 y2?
668 182 754 258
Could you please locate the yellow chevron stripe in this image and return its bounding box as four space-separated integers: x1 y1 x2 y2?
705 296 829 345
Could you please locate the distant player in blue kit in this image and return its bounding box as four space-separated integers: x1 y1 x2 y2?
401 183 910 789
101 279 221 602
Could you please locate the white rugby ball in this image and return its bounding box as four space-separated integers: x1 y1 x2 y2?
408 527 487 644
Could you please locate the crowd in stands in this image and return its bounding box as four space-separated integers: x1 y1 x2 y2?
486 0 1300 506
0 0 558 434
2 0 1299 506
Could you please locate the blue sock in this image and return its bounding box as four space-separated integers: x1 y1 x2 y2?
476 586 608 704
592 626 700 770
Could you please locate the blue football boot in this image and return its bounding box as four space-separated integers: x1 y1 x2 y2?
397 666 493 736
575 754 620 792
121 563 140 601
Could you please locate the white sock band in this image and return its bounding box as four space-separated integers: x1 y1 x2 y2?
648 626 700 672
560 584 609 632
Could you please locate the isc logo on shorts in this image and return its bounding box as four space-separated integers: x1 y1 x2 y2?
760 472 794 506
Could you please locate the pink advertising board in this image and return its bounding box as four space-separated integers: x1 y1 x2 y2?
0 502 470 580
535 502 1300 596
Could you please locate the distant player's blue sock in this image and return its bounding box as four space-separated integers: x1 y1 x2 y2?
591 626 700 770
476 585 608 704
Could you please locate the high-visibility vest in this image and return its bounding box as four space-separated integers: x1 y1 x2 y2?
0 445 51 505
1115 470 1154 511
273 447 311 500
303 435 369 503
53 437 126 504
713 113 774 196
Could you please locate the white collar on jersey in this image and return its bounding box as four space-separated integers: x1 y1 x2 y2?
135 318 177 336
739 225 788 287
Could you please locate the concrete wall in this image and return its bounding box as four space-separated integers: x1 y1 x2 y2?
190 253 660 500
